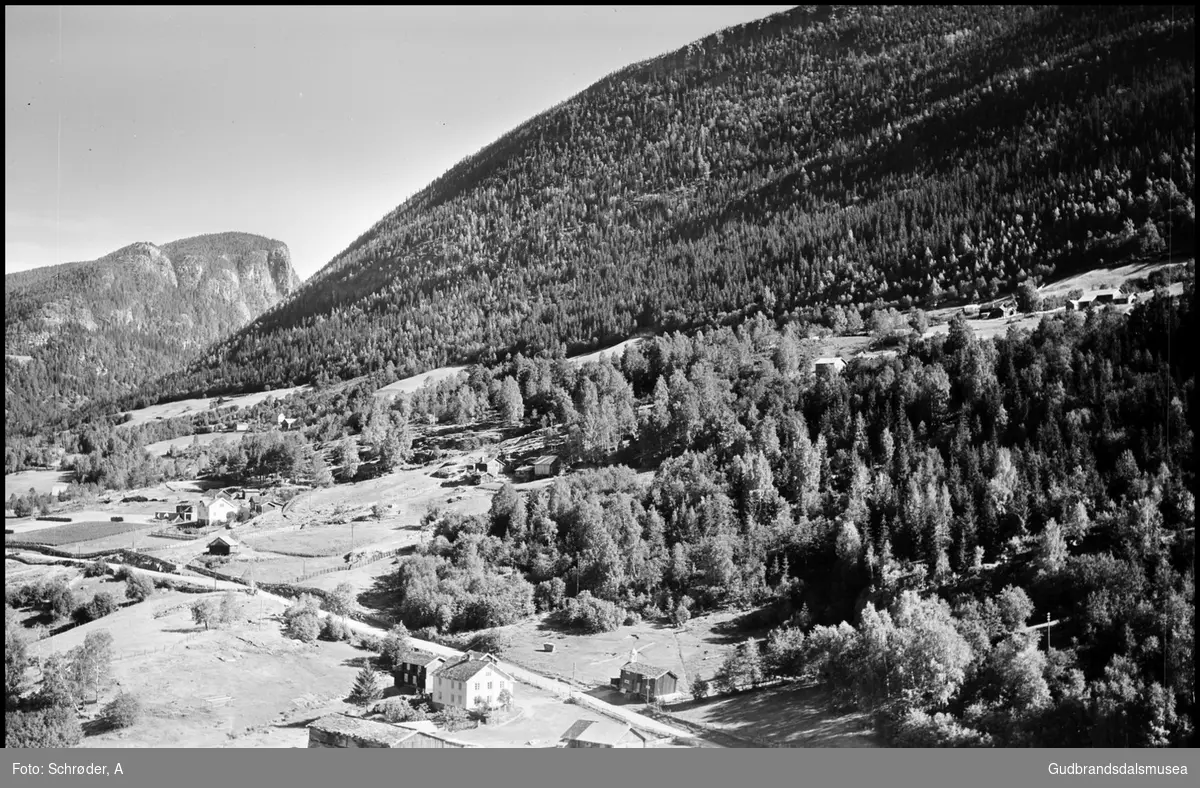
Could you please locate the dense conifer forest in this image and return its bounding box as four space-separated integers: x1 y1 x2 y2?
135 5 1195 404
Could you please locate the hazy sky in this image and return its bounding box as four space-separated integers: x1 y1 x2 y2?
5 5 793 279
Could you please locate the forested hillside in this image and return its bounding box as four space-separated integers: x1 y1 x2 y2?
4 232 300 451
150 4 1194 402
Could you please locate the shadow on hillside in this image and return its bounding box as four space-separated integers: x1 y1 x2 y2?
681 683 879 747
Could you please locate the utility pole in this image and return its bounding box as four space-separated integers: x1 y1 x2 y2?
1046 612 1051 652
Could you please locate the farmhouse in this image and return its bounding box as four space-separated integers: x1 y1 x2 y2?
532 455 560 478
983 301 1017 319
391 648 446 695
615 661 679 702
197 492 239 526
1068 289 1137 310
307 714 471 749
430 652 514 712
560 719 650 749
813 357 846 377
277 413 299 430
474 457 504 477
233 423 250 433
206 534 240 556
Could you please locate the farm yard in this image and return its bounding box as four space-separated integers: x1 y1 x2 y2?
498 609 767 697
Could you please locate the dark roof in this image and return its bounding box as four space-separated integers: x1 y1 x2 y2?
560 719 646 746
308 714 416 746
391 648 444 668
620 661 674 679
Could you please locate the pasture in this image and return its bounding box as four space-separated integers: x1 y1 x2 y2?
5 519 161 547
665 683 881 748
116 385 308 429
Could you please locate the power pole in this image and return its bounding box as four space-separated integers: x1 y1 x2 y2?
1046 612 1051 652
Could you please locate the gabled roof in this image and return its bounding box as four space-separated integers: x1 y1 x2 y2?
560 718 647 746
434 654 513 683
532 455 559 466
208 534 240 547
391 647 445 668
308 714 417 747
620 661 675 679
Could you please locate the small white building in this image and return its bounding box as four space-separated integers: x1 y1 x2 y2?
813 357 847 377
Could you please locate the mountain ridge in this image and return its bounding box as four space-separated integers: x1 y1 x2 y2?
5 231 301 435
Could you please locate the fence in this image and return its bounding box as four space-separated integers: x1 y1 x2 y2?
148 528 219 541
112 630 205 663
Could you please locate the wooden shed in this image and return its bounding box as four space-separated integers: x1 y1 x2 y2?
206 534 240 556
560 718 650 748
617 661 679 702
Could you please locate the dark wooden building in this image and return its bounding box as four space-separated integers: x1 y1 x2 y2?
206 534 240 556
391 648 446 695
615 661 679 702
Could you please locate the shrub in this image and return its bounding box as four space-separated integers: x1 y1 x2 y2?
113 566 133 582
110 516 124 523
218 591 241 627
690 677 710 702
282 595 322 642
376 697 428 723
102 692 141 729
623 610 642 627
357 633 383 652
4 702 82 748
378 623 412 669
76 592 118 624
434 705 472 732
412 626 440 643
349 666 383 706
125 573 155 603
671 597 693 628
892 710 994 748
84 559 110 578
320 616 351 642
49 587 77 621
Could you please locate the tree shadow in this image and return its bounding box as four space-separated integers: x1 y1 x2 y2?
341 656 372 669
274 715 323 729
81 718 114 738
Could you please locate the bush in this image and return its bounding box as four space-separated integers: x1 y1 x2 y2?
49 587 77 621
75 592 119 624
320 616 351 642
357 633 383 652
434 705 472 732
623 610 642 627
689 677 710 702
191 599 217 630
110 516 124 523
282 595 322 642
4 702 82 748
892 709 994 748
125 572 155 603
102 692 141 729
376 697 429 723
84 559 109 578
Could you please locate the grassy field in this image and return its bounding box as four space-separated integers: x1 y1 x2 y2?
374 366 468 401
143 431 249 457
26 589 374 748
117 385 309 429
6 519 162 547
5 469 73 499
665 683 881 748
498 609 765 695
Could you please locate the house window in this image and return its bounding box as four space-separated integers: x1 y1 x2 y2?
475 682 480 691
437 692 442 700
488 682 492 690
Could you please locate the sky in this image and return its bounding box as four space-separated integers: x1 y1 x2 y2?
5 5 794 279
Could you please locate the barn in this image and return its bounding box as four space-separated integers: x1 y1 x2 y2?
206 534 240 556
616 661 679 702
560 718 650 748
532 455 560 478
391 647 446 695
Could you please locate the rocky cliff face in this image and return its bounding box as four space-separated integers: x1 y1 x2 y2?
4 232 303 430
